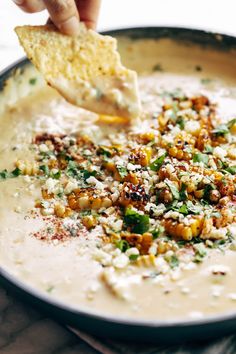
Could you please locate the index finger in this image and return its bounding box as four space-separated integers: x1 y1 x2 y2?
77 0 101 29
43 0 80 36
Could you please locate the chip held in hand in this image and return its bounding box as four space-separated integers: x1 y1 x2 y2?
15 24 141 120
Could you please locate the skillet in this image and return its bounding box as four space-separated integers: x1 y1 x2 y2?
1 27 236 343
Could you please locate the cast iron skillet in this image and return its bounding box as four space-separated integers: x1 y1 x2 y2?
1 27 236 344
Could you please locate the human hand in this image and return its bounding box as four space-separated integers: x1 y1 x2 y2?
12 0 101 35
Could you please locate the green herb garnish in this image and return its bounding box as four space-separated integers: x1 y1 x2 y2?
39 165 50 175
169 254 179 268
171 200 202 215
81 169 97 180
179 183 188 201
66 161 96 181
116 239 130 252
193 153 209 166
151 226 164 239
0 167 21 180
29 77 37 85
176 117 185 129
203 145 213 154
178 204 189 215
124 208 150 234
116 165 128 179
203 184 215 200
212 124 229 136
39 165 61 179
193 243 207 263
224 165 236 175
129 254 139 261
46 285 55 293
165 180 180 200
186 201 202 214
227 118 236 128
97 146 114 157
150 153 166 171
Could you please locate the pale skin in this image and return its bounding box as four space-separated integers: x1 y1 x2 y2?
12 0 101 35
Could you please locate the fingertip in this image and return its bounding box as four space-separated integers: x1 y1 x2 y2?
84 20 97 30
57 16 80 36
13 0 45 13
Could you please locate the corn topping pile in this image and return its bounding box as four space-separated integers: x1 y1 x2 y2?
7 91 236 269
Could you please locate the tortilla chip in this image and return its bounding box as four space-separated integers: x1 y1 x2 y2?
15 24 141 119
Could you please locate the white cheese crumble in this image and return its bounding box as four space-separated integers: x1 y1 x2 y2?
125 247 139 257
213 146 227 159
86 176 105 190
64 179 78 194
184 120 200 135
112 254 129 269
44 178 61 194
39 143 49 152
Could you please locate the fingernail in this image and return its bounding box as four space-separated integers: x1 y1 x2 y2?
13 0 24 4
58 16 80 36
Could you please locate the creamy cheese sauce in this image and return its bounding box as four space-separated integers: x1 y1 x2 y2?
1 38 236 321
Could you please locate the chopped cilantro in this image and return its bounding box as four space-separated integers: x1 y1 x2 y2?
176 117 185 129
66 161 79 178
66 161 96 181
52 170 61 179
203 145 213 154
116 165 128 179
97 145 119 157
39 165 50 175
39 165 61 179
150 153 166 171
116 239 130 252
81 169 97 180
169 254 179 268
129 254 139 261
46 285 54 293
193 153 209 166
29 77 37 85
178 204 189 215
186 201 202 214
213 239 227 249
124 208 150 234
97 146 113 157
0 167 22 180
227 118 236 128
224 165 236 175
0 170 11 179
212 124 229 136
193 243 207 263
171 200 202 215
165 180 180 200
203 184 215 200
39 150 55 159
151 226 164 239
11 167 22 177
179 183 188 201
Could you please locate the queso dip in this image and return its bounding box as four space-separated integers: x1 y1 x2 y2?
1 37 236 321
